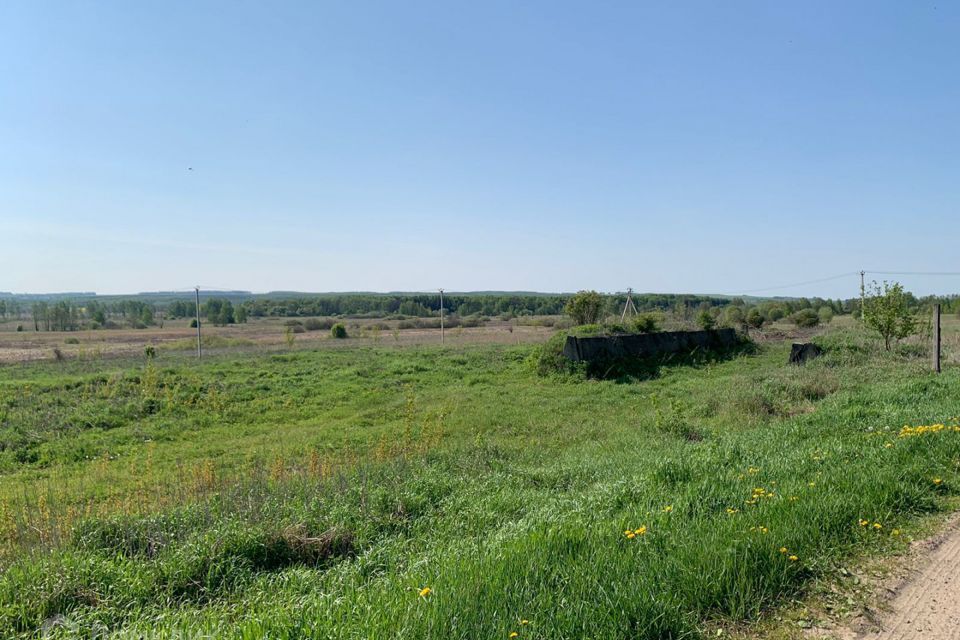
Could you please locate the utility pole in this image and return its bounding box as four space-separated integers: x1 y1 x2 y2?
620 287 638 322
933 303 941 374
439 288 444 344
195 287 202 359
859 271 866 322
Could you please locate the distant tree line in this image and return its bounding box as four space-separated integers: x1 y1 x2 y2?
6 289 960 332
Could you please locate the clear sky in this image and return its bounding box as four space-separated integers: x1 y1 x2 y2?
2 1 958 298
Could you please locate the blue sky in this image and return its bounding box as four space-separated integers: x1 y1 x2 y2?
2 1 958 297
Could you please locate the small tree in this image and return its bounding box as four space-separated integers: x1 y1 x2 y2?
330 323 348 339
564 290 604 326
863 281 916 350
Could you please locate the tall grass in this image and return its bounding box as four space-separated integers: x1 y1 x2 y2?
0 329 958 637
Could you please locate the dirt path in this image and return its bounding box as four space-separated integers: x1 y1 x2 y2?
855 516 960 639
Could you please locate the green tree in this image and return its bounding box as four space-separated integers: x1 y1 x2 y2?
817 306 834 324
564 290 604 326
330 323 348 339
235 306 248 324
862 281 917 350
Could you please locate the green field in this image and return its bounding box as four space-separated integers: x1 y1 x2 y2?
1 327 958 638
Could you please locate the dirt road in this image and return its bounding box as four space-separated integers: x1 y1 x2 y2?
857 517 960 639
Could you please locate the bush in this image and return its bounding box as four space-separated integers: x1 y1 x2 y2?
64 337 80 345
746 309 765 329
791 309 820 328
144 346 157 359
817 306 834 324
16 324 23 332
564 291 605 326
330 323 348 339
631 313 661 333
189 319 198 328
304 318 334 331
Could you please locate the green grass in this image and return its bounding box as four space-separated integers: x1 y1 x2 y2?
0 328 958 638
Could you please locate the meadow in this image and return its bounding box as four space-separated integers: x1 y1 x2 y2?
0 322 958 638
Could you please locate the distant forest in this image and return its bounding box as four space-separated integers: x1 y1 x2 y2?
1 291 958 331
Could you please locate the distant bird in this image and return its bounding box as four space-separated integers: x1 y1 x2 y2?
188 167 193 171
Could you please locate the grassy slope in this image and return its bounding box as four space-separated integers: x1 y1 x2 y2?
0 329 958 638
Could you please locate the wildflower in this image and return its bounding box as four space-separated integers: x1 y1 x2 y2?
858 519 869 527
626 532 636 539
624 529 633 535
789 496 799 502
808 482 816 487
892 529 901 536
748 467 760 475
419 587 432 598
509 633 518 638
635 526 647 536
779 547 788 554
521 620 529 625
663 505 673 513
726 508 738 515
934 478 943 485
884 443 893 449
873 522 883 530
788 555 798 562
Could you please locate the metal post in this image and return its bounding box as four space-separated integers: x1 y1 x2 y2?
195 287 202 359
933 303 941 374
439 288 444 344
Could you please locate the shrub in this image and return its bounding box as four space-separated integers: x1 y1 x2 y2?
284 320 304 328
144 346 157 359
791 309 820 328
64 337 80 345
189 319 198 328
746 309 765 329
16 324 23 332
330 323 348 339
631 313 661 333
564 291 605 326
817 306 834 324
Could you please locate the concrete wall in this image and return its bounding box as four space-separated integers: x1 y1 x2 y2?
562 328 739 363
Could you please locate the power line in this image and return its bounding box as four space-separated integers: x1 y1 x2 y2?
735 272 859 295
863 271 960 277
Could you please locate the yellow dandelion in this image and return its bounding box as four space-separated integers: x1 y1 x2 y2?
808 482 816 487
779 547 788 554
418 587 432 597
892 529 901 536
873 522 883 530
635 526 647 535
884 442 893 448
788 555 798 562
626 532 636 539
663 505 673 513
934 478 943 485
726 508 738 515
858 519 869 527
521 620 529 625
509 633 518 638
624 529 633 535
